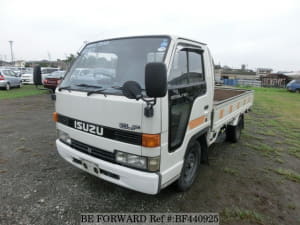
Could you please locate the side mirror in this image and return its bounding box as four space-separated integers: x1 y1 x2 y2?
145 62 167 98
33 65 42 85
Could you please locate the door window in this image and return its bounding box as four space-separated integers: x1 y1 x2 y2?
188 51 204 83
168 50 188 86
168 46 206 151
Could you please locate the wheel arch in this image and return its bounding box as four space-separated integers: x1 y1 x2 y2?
187 127 209 165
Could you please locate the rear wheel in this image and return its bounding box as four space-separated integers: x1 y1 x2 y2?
226 116 243 142
5 83 10 91
18 82 22 88
176 140 201 191
296 89 300 93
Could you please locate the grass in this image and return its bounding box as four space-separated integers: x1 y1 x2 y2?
243 87 300 161
273 168 300 183
275 158 284 164
249 87 300 123
221 207 265 224
223 167 238 176
0 85 48 100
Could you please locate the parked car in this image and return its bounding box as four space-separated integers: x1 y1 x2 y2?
0 69 22 90
21 68 34 84
3 67 24 77
287 80 300 93
41 67 60 82
43 71 65 91
22 67 60 85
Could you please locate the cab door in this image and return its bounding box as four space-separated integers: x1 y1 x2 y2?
160 43 211 186
168 45 209 151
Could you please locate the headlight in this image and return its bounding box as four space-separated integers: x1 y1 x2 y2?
115 151 160 171
116 151 147 169
57 130 71 145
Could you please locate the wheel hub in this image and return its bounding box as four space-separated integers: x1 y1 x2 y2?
183 151 197 181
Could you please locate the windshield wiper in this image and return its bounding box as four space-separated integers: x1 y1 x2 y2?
76 83 103 88
58 86 72 91
110 85 122 90
87 88 107 96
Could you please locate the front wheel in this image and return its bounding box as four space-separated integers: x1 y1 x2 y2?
176 140 201 192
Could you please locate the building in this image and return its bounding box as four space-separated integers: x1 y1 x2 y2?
261 73 290 88
256 68 272 80
220 65 256 80
14 60 26 67
214 64 222 83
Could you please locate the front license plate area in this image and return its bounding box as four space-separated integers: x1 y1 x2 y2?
81 159 100 176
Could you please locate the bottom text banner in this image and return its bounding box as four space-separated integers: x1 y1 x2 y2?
80 213 219 225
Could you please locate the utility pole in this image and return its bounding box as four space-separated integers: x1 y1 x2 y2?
8 40 14 65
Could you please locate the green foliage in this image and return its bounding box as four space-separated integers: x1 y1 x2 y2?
223 167 238 175
221 207 265 224
0 85 48 100
65 54 77 64
273 168 300 183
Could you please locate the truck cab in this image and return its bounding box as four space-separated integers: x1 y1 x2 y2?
53 35 253 194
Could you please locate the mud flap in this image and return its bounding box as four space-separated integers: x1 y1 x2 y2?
199 135 209 165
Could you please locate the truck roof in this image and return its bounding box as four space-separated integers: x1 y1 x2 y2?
87 35 207 46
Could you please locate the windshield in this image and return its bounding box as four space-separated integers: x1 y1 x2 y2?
25 68 33 73
2 70 16 76
49 71 65 77
288 80 295 85
60 37 170 93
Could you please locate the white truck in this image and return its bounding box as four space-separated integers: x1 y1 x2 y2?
49 35 254 194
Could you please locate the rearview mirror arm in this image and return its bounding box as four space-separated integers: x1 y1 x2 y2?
140 96 156 118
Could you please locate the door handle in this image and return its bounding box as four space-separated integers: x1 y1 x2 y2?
204 105 209 110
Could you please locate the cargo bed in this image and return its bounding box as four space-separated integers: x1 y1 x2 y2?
214 87 252 104
212 87 254 131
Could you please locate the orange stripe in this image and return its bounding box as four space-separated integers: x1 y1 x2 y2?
189 116 206 129
229 105 233 113
219 109 224 118
237 102 240 109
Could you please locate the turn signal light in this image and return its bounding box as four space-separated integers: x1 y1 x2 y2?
53 112 58 122
142 134 160 148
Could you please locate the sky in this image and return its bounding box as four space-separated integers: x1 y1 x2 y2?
0 0 300 71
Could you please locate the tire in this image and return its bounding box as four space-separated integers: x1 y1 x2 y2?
226 116 243 143
5 83 10 91
296 89 300 93
18 82 22 88
176 140 201 192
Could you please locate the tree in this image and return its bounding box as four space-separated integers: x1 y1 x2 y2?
65 54 76 64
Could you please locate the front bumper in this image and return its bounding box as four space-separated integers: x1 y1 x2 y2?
21 79 33 84
56 140 160 194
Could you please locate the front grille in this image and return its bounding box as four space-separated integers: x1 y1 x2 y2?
70 139 115 163
113 130 142 145
58 114 142 146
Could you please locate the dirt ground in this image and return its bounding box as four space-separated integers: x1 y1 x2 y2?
0 94 299 225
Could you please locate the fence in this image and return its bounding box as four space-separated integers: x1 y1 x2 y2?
223 79 261 87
